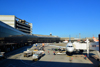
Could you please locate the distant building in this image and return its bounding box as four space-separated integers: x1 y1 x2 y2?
60 37 75 41
33 34 58 37
0 15 32 34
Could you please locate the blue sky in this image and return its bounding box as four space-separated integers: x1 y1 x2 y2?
0 0 100 38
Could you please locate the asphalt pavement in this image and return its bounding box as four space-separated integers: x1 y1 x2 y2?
0 43 99 67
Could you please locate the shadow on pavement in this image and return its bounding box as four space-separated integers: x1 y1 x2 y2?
0 58 96 67
5 45 33 57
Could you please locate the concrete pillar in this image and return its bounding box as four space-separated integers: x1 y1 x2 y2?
98 34 100 60
86 39 89 57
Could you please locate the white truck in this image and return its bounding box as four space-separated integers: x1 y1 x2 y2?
23 51 33 57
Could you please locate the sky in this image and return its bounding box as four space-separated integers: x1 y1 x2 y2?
0 0 100 38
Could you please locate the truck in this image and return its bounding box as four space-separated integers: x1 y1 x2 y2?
23 51 33 57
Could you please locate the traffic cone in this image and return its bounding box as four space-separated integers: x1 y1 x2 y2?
53 51 55 55
71 58 73 60
85 55 87 60
48 51 50 55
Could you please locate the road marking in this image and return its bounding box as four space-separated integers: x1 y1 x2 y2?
7 64 15 67
44 55 55 67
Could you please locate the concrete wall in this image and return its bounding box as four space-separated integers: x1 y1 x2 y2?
29 23 32 34
0 15 15 28
0 15 32 34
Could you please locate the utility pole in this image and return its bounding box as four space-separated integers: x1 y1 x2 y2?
76 35 77 38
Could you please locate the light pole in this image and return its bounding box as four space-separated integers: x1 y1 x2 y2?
79 33 81 39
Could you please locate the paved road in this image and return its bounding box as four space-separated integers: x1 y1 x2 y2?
0 43 99 67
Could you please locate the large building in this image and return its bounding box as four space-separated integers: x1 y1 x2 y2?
0 15 32 34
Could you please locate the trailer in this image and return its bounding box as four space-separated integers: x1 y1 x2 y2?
23 51 32 57
56 51 66 55
32 51 45 61
32 54 39 61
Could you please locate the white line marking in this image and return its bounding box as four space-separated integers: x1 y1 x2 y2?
7 64 15 67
